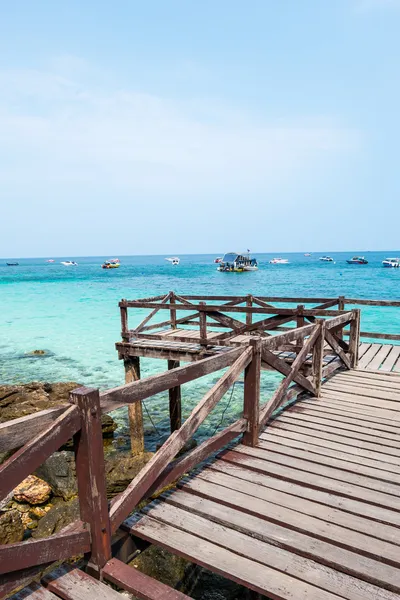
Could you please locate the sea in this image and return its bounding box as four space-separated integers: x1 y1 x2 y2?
1 251 400 451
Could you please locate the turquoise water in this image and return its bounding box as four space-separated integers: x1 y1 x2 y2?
1 252 400 449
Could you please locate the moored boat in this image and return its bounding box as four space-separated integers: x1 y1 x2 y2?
346 256 368 265
269 258 289 264
214 257 222 263
304 253 312 257
382 258 400 268
6 262 19 266
165 257 180 265
319 256 334 262
60 261 78 266
102 258 120 269
217 252 258 272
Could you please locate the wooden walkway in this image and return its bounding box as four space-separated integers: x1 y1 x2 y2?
126 369 400 600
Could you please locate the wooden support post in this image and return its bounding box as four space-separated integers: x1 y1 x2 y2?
243 338 261 447
296 305 305 350
199 301 207 345
349 309 361 368
170 291 177 329
337 296 345 341
124 357 144 456
312 321 325 397
120 301 129 341
70 387 111 577
168 359 182 432
246 295 253 326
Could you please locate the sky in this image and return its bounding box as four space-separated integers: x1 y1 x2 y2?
1 0 400 257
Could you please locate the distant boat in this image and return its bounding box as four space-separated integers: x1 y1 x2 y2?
46 259 55 263
346 256 368 265
382 257 400 268
319 256 334 262
217 252 258 272
304 253 312 257
269 258 289 264
102 258 120 269
60 261 78 266
165 257 180 265
214 257 223 263
6 262 19 266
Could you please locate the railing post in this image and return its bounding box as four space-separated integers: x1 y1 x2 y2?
70 387 111 578
349 309 361 368
243 337 261 447
170 291 177 329
120 300 129 341
124 356 145 456
337 296 345 341
312 320 325 397
168 359 182 432
296 305 305 351
246 295 253 326
199 301 207 345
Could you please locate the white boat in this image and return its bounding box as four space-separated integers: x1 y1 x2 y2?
60 261 78 266
319 256 334 262
217 252 258 272
165 257 180 265
269 258 289 264
382 257 400 268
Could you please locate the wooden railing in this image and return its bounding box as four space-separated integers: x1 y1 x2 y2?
0 305 363 597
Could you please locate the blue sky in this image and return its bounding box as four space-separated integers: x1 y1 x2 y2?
1 0 400 256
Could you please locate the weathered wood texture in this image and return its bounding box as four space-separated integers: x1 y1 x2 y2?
168 360 182 432
44 564 125 599
0 406 68 453
124 356 144 456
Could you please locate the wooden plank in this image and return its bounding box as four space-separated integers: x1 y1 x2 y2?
321 390 400 412
0 406 68 453
71 388 111 575
194 467 400 545
134 292 171 333
221 449 400 510
261 347 315 394
8 582 59 599
109 348 252 533
367 345 393 371
100 347 244 411
44 565 124 599
260 427 400 471
143 501 398 600
0 564 54 599
339 369 400 380
358 344 384 369
125 356 144 456
344 298 400 307
324 329 351 369
147 419 246 497
304 397 400 423
269 419 400 461
168 360 182 432
358 343 372 358
0 405 80 502
0 525 90 575
177 477 400 566
103 558 191 600
131 515 341 600
232 445 400 499
256 438 400 485
276 412 400 444
324 313 353 330
160 489 400 594
322 382 400 403
208 460 400 527
243 339 261 446
329 373 400 391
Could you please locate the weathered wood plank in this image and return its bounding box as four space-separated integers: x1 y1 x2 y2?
0 406 68 453
261 347 315 394
357 344 384 369
132 515 341 600
109 348 252 532
0 405 81 502
102 558 191 599
324 329 351 369
367 345 394 371
243 339 261 446
8 582 59 599
134 292 172 333
168 360 182 432
143 500 398 600
321 390 400 412
322 381 400 403
160 489 400 593
0 525 90 575
44 565 124 599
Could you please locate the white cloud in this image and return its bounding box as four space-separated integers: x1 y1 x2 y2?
0 61 359 198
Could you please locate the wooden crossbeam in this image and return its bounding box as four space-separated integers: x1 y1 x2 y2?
324 329 352 370
262 348 315 395
134 292 172 333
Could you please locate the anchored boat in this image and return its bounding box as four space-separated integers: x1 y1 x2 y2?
269 258 289 264
165 257 180 265
217 252 258 272
382 257 400 268
346 256 368 265
60 261 78 266
102 258 120 269
319 256 334 262
6 262 19 266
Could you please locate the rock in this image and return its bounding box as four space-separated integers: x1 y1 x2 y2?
14 475 51 505
105 452 153 498
31 498 79 539
29 506 48 519
36 451 77 501
0 510 24 544
26 350 47 355
101 414 118 437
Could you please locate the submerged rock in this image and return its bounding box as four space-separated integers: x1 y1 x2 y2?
26 350 47 356
0 510 24 544
14 475 52 505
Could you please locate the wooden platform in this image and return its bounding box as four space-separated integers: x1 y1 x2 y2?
358 342 400 372
126 369 400 600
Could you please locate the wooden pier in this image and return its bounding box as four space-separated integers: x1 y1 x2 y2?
1 294 400 600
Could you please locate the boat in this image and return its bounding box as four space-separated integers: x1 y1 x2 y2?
60 261 78 266
269 258 289 264
46 259 55 263
102 258 120 269
319 256 334 262
382 257 400 268
346 256 368 265
217 252 258 272
6 262 19 266
214 257 223 263
165 257 180 265
304 253 312 257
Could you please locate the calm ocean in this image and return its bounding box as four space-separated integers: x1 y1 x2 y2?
1 251 400 449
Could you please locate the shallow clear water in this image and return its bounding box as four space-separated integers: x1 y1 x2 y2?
1 252 399 449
